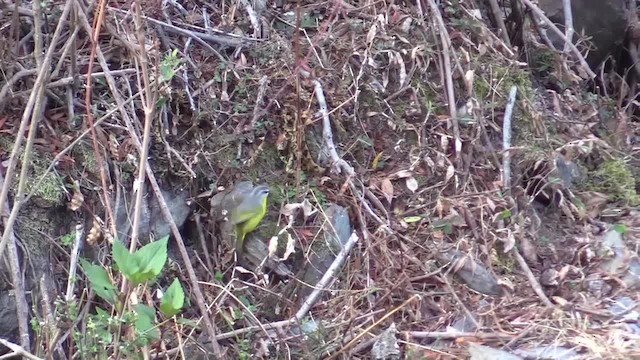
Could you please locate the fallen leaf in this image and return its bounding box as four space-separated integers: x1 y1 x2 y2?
406 177 418 192
268 236 278 256
444 164 455 183
381 178 394 203
403 216 422 223
282 232 296 260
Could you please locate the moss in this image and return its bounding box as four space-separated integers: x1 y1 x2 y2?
528 47 557 77
473 62 533 103
584 159 639 205
0 135 64 206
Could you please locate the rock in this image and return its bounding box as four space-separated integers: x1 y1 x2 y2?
468 343 522 360
538 0 626 67
371 323 400 360
513 344 579 360
114 187 191 243
296 204 352 302
436 249 503 296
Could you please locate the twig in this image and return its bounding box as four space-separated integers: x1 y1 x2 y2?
47 69 137 88
108 6 252 48
500 86 553 307
0 171 30 350
513 249 554 307
502 86 518 192
0 339 43 360
83 0 117 238
312 79 354 175
520 0 596 78
486 0 512 47
65 223 85 299
406 330 514 340
248 75 269 129
73 6 223 354
239 0 262 38
562 0 574 53
0 69 37 107
427 0 462 158
294 232 359 320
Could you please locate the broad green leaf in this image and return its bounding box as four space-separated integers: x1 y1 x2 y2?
80 259 117 304
160 279 185 317
112 238 138 278
129 236 169 284
133 304 160 341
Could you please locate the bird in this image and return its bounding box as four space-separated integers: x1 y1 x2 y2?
210 181 270 258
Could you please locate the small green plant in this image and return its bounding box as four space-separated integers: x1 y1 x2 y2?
160 49 184 82
68 236 186 359
59 230 76 247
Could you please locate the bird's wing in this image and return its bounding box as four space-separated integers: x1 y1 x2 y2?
230 198 262 225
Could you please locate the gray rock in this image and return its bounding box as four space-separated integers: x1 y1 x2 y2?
371 323 400 360
538 0 626 67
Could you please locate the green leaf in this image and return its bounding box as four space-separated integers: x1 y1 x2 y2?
499 209 512 220
133 304 160 341
160 279 185 317
129 236 169 284
80 259 117 304
432 219 453 234
112 239 137 277
613 223 628 234
403 216 423 224
176 317 199 327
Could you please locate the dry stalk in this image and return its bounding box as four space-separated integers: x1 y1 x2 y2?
520 0 596 78
486 0 512 47
72 2 224 355
502 86 518 192
562 0 574 53
427 0 462 161
294 232 360 321
0 339 43 360
0 0 74 260
84 0 116 237
501 87 553 307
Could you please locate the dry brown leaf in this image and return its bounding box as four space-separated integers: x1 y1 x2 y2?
381 178 394 204
68 185 84 211
444 164 455 183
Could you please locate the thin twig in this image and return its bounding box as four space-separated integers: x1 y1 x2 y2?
562 0 574 54
427 0 462 159
0 171 30 350
487 0 512 47
0 0 74 260
502 86 518 192
0 339 43 360
294 232 359 320
313 79 354 175
520 0 596 78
